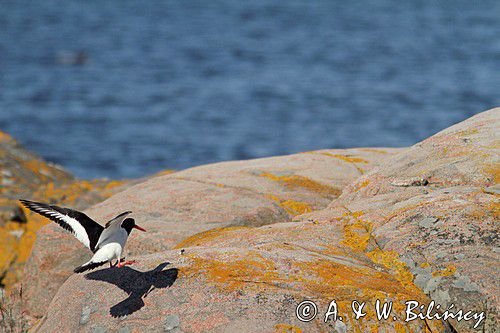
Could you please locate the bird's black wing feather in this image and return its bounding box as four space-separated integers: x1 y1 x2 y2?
19 199 104 252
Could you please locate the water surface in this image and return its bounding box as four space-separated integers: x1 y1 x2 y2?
1 1 498 178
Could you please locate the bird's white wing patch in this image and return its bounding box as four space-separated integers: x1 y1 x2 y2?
27 205 90 249
57 213 91 249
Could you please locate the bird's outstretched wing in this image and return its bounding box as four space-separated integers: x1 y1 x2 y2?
19 199 104 252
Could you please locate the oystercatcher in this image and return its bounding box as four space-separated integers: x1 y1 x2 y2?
19 199 146 273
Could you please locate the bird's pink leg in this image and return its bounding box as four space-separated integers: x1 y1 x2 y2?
117 260 136 268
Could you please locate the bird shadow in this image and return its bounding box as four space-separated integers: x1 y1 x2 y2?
84 262 178 317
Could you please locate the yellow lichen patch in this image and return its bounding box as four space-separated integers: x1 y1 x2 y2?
366 249 414 288
29 179 126 206
466 201 500 221
180 247 438 332
340 212 373 252
180 251 281 291
339 211 425 299
22 159 52 182
181 249 418 301
267 195 312 216
353 179 370 192
103 180 126 190
454 128 479 137
420 262 430 268
153 169 176 177
172 226 249 249
314 152 368 174
483 163 500 184
280 200 312 216
293 260 406 298
0 228 17 276
0 131 13 142
359 148 388 154
259 172 341 197
318 152 370 164
432 265 456 278
394 322 407 333
275 324 302 333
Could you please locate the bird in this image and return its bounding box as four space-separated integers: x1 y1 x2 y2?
19 199 146 273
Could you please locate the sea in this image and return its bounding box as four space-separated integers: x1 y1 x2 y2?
1 1 499 179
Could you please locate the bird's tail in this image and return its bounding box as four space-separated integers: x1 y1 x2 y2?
74 261 107 273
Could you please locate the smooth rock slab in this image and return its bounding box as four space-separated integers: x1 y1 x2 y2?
36 221 450 333
23 147 401 321
299 107 500 332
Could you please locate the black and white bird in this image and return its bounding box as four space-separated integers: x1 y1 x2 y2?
19 199 146 273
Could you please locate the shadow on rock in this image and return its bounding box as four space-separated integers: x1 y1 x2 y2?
85 262 178 317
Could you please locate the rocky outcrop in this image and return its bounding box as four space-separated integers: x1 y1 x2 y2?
22 147 402 323
16 107 500 332
0 131 129 289
299 108 499 331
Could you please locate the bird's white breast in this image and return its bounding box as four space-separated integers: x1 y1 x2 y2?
91 242 122 263
91 228 128 263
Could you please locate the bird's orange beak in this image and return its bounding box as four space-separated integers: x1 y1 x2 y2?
133 225 146 232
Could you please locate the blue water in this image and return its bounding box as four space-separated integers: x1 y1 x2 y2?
1 1 499 179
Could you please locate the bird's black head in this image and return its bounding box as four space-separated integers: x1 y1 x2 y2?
121 218 147 235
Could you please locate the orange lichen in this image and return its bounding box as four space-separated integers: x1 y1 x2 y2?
353 179 370 192
394 322 407 333
103 180 126 190
466 201 500 221
454 128 479 137
274 324 302 333
180 251 280 291
366 249 414 288
0 131 13 142
267 195 312 216
483 163 500 184
359 148 388 154
180 245 425 302
314 152 369 174
179 242 437 332
337 210 422 299
259 173 341 198
172 226 249 249
340 211 373 252
318 152 370 164
432 265 457 278
279 200 312 216
153 169 176 177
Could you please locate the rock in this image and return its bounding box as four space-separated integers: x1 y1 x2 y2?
483 183 500 195
418 217 439 228
23 147 402 321
0 131 68 287
163 314 180 331
80 305 92 325
22 108 499 332
0 130 131 289
37 222 448 332
300 107 499 332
